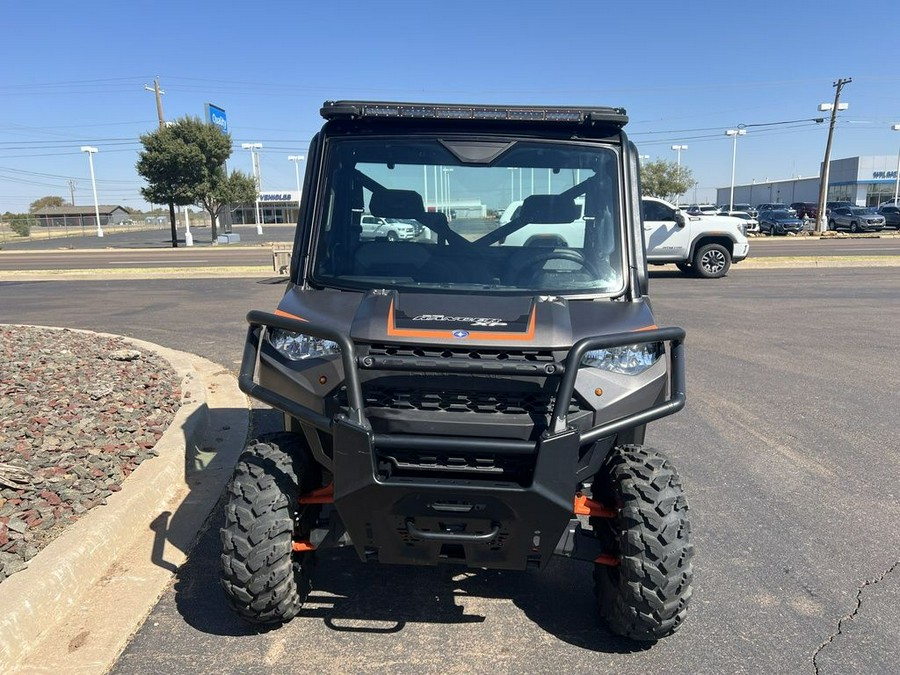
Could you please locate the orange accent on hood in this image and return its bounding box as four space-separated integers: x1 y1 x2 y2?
633 324 658 332
274 308 309 322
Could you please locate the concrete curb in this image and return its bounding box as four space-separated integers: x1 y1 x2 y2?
0 329 249 675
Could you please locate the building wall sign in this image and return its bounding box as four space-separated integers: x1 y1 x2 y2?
872 171 899 179
205 103 228 133
260 193 293 202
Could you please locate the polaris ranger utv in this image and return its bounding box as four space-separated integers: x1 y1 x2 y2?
222 101 693 641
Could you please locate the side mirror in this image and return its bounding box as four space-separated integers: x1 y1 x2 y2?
674 210 686 228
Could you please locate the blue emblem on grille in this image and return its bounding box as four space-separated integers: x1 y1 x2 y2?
452 330 469 339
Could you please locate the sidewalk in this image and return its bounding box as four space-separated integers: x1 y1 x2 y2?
0 330 249 674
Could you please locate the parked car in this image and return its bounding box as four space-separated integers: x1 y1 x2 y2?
729 203 758 218
825 201 854 216
719 210 759 234
686 204 720 216
359 214 418 241
876 205 900 229
827 206 885 233
790 202 818 220
877 197 900 208
756 203 795 216
758 209 804 235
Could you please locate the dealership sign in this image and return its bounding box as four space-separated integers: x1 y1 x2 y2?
260 193 294 202
873 170 899 179
205 103 228 133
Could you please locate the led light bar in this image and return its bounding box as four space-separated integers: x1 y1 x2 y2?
321 101 628 127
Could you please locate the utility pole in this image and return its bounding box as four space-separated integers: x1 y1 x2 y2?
68 180 76 206
815 77 852 234
144 77 179 247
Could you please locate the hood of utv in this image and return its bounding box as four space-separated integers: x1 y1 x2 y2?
275 287 657 347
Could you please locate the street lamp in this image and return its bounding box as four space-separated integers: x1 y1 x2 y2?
241 142 263 235
507 167 517 202
80 146 103 238
725 130 746 211
671 144 688 204
288 155 304 208
892 124 900 204
442 167 454 218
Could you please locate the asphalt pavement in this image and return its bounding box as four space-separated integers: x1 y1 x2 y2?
2 267 898 674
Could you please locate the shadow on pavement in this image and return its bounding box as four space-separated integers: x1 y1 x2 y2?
171 498 645 653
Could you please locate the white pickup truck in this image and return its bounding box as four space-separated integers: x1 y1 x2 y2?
641 197 750 278
498 196 749 278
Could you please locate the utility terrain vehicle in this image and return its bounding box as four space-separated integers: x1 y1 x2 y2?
222 101 693 641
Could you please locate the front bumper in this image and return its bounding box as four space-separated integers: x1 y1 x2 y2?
239 311 686 570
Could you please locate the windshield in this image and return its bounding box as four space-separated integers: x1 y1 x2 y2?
311 136 625 295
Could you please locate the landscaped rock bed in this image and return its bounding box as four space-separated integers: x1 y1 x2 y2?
0 326 183 582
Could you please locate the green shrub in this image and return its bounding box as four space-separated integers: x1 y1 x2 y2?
10 217 34 237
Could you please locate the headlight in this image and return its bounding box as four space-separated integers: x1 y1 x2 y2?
266 328 340 361
581 342 662 375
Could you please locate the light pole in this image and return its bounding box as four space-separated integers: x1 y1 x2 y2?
815 78 851 233
671 144 688 204
442 167 454 219
242 142 263 235
288 155 304 210
892 124 900 204
80 146 103 238
725 130 746 211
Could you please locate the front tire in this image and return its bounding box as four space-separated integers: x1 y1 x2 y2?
591 445 693 641
386 230 399 242
220 433 320 624
850 222 859 233
693 243 731 278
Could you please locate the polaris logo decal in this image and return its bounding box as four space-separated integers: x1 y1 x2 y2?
413 314 508 327
452 330 469 339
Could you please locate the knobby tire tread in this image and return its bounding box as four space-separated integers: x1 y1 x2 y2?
592 444 694 641
220 432 317 624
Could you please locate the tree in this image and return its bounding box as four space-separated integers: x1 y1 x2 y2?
29 196 65 212
640 159 697 203
136 116 256 244
195 169 257 241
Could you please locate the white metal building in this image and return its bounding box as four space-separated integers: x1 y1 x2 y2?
716 155 900 208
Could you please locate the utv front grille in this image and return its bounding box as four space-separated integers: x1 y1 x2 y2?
364 387 586 416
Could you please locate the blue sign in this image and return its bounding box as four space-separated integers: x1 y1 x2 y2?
205 103 228 133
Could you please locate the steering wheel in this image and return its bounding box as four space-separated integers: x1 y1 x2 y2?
510 248 601 285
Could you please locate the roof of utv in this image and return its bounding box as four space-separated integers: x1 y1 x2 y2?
321 100 629 129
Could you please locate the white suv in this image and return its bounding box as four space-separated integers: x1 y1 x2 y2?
359 215 417 241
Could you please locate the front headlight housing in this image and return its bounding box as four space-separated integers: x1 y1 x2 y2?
266 328 340 361
581 342 662 375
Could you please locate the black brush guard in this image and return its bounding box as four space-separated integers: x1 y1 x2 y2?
239 310 685 570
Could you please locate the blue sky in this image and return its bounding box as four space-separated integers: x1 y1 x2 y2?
3 0 899 212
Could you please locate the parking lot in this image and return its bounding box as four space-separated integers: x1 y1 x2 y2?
2 266 897 674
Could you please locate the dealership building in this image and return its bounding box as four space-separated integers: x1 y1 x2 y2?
716 155 900 208
231 191 301 225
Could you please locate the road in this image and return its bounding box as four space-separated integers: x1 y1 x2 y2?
0 247 272 272
1 226 899 273
2 267 898 674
